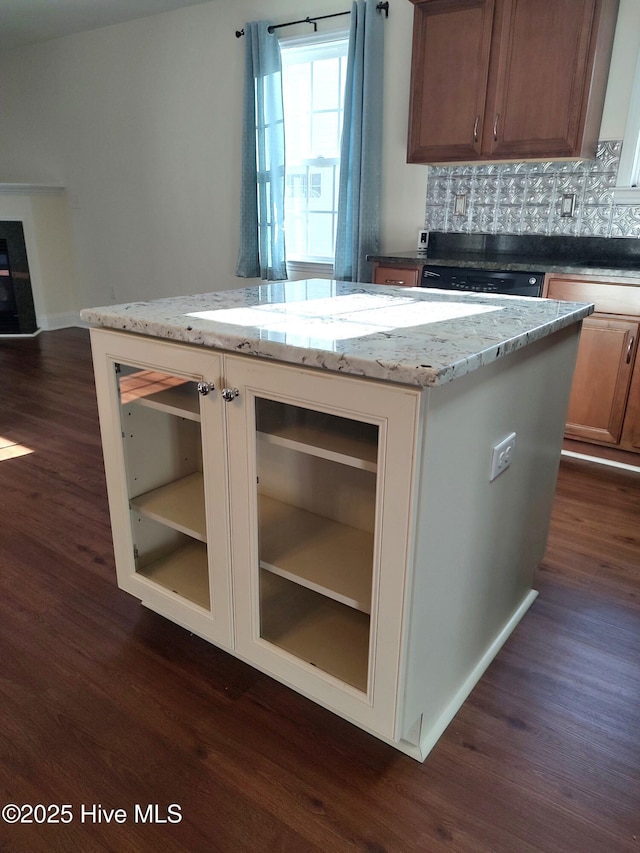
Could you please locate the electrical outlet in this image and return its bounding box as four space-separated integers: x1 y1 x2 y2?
454 193 467 216
561 193 576 217
490 432 516 481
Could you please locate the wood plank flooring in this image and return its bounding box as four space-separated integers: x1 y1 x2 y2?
1 328 639 852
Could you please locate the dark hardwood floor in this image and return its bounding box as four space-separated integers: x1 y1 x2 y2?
1 328 639 852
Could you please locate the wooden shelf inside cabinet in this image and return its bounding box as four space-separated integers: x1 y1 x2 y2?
119 370 200 421
260 571 369 692
258 494 374 613
257 401 378 471
137 540 210 609
130 472 206 541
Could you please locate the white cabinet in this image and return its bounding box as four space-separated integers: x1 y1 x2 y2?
89 322 579 760
90 329 420 740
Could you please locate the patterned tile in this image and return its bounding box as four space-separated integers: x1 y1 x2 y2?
500 176 528 204
610 206 640 238
422 140 640 239
521 205 551 234
424 205 447 232
579 205 613 237
469 204 496 233
473 177 501 205
494 206 523 234
426 176 450 206
526 175 556 205
591 140 621 172
583 176 614 206
549 216 580 236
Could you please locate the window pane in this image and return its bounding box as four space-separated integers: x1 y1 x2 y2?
311 113 340 158
308 165 336 211
307 212 334 258
312 58 341 111
281 35 348 261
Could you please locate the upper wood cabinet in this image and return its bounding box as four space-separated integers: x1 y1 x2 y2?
407 0 619 164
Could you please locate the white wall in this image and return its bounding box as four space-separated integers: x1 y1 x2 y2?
0 0 425 311
0 0 636 313
600 0 640 139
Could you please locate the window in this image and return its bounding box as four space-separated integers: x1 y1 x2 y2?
615 49 640 201
281 34 349 263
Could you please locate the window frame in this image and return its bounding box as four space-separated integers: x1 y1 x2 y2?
614 48 640 202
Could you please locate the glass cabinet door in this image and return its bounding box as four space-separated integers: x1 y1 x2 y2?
117 364 210 608
225 355 420 738
255 398 378 693
90 330 232 648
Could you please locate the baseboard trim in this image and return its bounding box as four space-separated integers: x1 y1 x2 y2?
413 589 539 762
561 449 640 474
39 312 83 331
0 328 42 338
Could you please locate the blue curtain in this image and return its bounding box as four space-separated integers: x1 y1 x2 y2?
334 1 384 283
236 22 287 281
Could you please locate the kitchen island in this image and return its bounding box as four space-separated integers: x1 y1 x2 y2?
81 280 592 761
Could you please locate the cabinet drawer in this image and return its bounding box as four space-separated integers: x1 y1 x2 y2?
373 265 421 287
546 277 640 316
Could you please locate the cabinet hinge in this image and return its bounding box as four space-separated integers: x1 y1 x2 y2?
133 546 139 561
114 363 121 374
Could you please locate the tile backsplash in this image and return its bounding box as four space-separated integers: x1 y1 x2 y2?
424 140 640 239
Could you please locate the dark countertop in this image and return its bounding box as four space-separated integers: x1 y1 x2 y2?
369 233 640 281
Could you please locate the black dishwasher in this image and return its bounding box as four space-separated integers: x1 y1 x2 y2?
421 265 544 297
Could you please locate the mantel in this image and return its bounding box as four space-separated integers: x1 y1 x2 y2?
0 183 65 195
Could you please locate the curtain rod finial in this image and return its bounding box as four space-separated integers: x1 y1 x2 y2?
235 28 244 38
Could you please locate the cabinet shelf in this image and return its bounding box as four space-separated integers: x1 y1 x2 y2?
137 540 210 609
119 370 200 421
260 571 369 692
130 472 206 541
258 494 373 613
256 400 377 471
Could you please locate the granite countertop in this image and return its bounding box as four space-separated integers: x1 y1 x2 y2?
368 250 640 278
80 279 593 388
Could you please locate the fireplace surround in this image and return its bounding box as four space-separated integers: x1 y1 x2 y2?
0 221 38 335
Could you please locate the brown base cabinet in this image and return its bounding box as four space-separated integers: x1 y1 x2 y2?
545 274 640 453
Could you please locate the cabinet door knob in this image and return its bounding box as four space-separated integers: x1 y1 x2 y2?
473 115 479 144
493 113 500 142
221 387 240 402
197 382 215 395
627 336 635 364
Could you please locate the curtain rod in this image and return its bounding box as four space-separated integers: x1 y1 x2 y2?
235 2 389 38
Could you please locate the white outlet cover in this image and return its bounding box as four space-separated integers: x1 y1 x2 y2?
490 432 516 481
